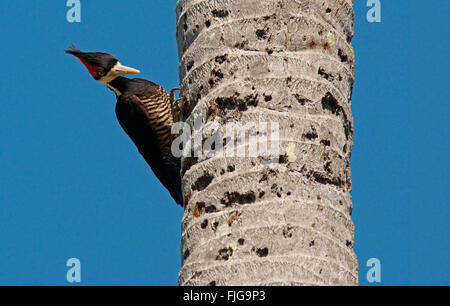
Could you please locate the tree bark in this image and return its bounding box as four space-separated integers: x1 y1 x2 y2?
176 0 357 286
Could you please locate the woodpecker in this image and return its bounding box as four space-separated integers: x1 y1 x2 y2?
66 46 183 206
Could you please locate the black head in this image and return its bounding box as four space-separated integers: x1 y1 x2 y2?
65 46 140 82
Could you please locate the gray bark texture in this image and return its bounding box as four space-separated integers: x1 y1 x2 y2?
176 0 357 285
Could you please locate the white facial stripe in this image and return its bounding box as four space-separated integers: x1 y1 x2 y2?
99 62 140 96
99 61 140 84
99 62 123 84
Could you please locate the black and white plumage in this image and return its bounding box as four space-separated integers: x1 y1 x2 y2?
66 47 182 206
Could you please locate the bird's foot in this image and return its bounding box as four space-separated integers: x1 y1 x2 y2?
170 88 192 122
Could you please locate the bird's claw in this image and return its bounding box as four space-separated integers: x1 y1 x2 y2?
170 88 192 122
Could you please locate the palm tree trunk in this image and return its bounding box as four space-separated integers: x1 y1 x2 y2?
176 0 357 285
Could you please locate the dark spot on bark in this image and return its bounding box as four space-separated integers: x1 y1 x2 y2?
215 54 228 64
201 219 208 229
279 154 288 164
324 161 332 173
326 8 332 13
183 23 188 31
216 96 237 110
338 49 348 62
193 202 206 218
321 92 339 114
258 191 265 198
238 238 245 245
221 191 256 206
227 165 235 172
264 94 272 102
293 94 311 105
205 20 211 27
303 131 318 140
259 169 277 182
216 247 233 261
321 139 331 146
245 94 259 108
255 247 269 257
212 9 229 18
259 174 268 183
208 281 216 286
283 226 293 238
309 240 315 247
205 205 217 213
270 183 282 198
256 28 268 39
212 221 219 232
183 249 190 260
346 240 353 247
215 94 258 112
223 137 230 147
191 271 202 279
308 37 317 49
192 172 214 191
286 76 292 87
187 60 194 71
318 67 335 81
234 40 248 49
303 126 318 140
307 170 344 188
211 68 224 79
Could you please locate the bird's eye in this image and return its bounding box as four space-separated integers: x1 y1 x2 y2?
96 69 105 77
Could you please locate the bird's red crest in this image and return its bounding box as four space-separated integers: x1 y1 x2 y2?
75 56 103 78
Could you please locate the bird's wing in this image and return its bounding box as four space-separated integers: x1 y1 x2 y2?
115 93 183 205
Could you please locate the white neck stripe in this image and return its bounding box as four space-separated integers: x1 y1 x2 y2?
106 83 122 96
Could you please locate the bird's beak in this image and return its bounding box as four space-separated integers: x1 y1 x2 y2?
111 63 140 76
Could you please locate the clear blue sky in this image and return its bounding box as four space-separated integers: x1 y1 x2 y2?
0 1 447 285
